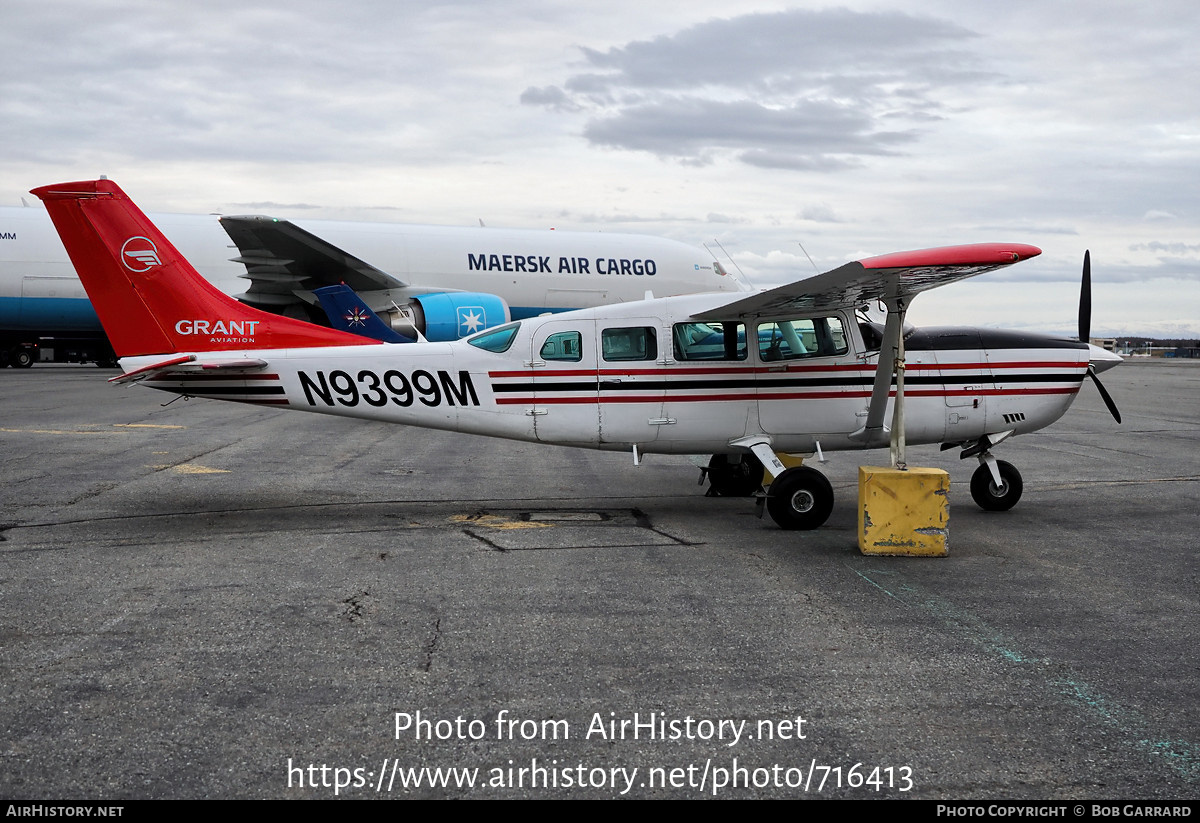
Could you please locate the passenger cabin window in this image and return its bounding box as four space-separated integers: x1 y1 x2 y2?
757 317 848 361
540 331 582 362
672 321 747 361
601 326 657 362
467 322 520 353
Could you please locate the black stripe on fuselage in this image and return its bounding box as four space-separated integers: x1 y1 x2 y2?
491 371 1084 394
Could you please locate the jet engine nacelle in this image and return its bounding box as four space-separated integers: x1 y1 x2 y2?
380 292 511 342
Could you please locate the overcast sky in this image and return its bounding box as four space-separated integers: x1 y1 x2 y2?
3 0 1196 337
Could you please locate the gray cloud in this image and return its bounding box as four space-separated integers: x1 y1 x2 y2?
705 213 745 225
582 97 918 167
525 8 987 168
572 8 980 95
798 205 843 223
0 1 493 167
1130 241 1200 256
519 86 581 112
2 1 1195 334
952 256 1200 285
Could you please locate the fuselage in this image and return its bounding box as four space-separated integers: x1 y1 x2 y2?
123 294 1094 456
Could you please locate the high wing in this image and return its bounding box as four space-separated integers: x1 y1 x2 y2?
691 243 1043 455
219 215 406 311
693 243 1042 321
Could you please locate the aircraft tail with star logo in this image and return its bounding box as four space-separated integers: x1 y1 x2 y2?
314 283 416 343
315 283 508 343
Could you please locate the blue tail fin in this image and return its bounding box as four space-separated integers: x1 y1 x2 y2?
314 284 415 344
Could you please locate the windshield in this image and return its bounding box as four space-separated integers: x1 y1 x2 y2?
467 322 521 353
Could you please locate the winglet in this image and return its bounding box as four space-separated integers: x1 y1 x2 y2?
31 179 376 358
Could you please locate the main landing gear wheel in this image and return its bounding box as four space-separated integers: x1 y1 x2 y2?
705 453 763 497
766 466 834 530
970 460 1023 511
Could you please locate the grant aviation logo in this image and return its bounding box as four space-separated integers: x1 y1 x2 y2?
175 319 261 343
120 236 162 272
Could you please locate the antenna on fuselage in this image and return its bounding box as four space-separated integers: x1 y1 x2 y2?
710 238 748 281
796 240 821 274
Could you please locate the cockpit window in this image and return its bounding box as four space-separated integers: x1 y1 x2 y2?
757 316 848 361
468 322 520 353
540 331 582 362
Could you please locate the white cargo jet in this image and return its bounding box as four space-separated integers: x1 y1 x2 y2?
0 195 740 365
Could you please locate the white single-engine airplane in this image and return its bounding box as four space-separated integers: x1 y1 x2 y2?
34 179 1122 530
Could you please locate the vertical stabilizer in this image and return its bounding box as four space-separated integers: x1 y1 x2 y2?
31 179 373 357
314 283 415 343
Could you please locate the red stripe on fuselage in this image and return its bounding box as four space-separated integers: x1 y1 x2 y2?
494 385 1082 405
489 360 1087 381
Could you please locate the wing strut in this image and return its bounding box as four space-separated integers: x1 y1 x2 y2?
850 296 911 468
887 298 909 469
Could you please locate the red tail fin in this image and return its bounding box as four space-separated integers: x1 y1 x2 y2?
31 179 373 357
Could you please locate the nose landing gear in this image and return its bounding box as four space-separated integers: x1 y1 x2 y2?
969 457 1023 511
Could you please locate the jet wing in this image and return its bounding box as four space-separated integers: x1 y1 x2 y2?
219 215 406 310
693 243 1042 320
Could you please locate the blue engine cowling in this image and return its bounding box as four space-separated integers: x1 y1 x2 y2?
411 292 511 341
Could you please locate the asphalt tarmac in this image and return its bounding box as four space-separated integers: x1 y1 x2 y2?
1 359 1197 799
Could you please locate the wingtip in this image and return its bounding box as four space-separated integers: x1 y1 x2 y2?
861 242 1041 270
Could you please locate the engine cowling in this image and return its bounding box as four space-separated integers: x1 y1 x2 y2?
379 292 510 342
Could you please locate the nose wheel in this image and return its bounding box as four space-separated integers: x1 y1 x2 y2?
969 459 1023 511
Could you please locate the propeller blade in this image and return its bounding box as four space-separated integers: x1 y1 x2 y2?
1078 249 1091 343
1087 364 1121 424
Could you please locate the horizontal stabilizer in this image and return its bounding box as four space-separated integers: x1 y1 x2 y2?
110 356 270 384
108 355 197 384
199 359 271 371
